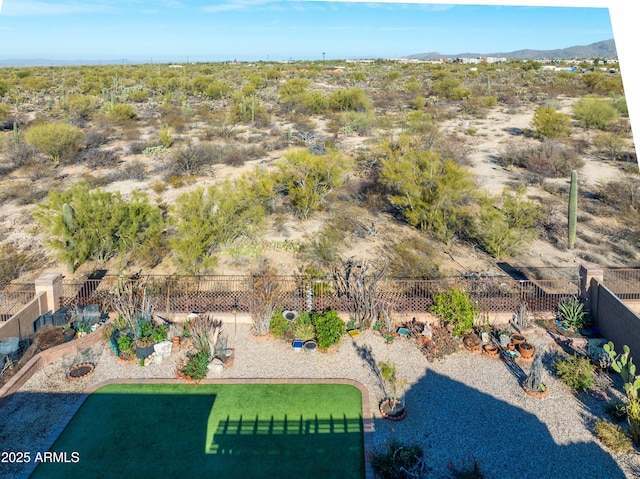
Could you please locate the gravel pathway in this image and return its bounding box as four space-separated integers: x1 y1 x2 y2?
1 323 640 478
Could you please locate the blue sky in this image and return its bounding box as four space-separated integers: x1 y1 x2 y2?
0 1 614 62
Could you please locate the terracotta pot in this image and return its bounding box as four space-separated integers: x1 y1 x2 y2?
508 343 516 351
483 344 499 358
518 342 535 359
523 383 548 398
511 334 526 346
379 399 407 421
172 336 180 346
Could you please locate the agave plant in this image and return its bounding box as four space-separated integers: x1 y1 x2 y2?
557 295 587 330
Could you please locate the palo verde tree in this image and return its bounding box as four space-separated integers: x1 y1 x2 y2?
530 106 572 139
474 187 544 259
168 179 267 274
34 182 163 272
24 121 84 164
572 95 619 131
275 148 351 220
379 137 475 243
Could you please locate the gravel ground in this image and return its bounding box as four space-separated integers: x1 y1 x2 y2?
1 323 640 479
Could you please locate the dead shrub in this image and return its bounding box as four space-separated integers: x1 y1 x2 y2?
500 140 583 178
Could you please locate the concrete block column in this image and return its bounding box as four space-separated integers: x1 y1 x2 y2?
579 263 604 319
34 273 64 313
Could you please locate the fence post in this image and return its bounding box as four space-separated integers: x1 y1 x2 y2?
579 263 604 319
34 273 63 313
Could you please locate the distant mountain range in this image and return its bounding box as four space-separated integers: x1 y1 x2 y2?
406 39 616 61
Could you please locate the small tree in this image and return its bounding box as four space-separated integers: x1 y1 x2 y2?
24 121 84 164
275 148 350 219
249 263 284 337
429 289 476 337
530 106 571 139
572 96 619 131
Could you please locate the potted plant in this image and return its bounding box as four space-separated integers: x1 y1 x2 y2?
62 323 76 342
134 317 156 359
523 346 548 398
378 360 406 421
74 321 91 338
116 334 135 363
463 331 482 353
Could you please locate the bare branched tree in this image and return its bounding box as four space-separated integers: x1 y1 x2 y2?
333 258 390 329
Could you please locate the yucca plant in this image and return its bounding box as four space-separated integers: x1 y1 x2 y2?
557 295 587 330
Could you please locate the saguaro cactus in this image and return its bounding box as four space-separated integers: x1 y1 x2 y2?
62 203 76 273
568 169 578 249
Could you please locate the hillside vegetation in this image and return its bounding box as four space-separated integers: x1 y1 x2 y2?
0 59 637 285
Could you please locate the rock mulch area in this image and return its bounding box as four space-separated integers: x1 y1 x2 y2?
1 323 640 478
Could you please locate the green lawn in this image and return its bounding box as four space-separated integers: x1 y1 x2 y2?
31 383 364 479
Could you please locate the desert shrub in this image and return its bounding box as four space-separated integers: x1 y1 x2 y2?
128 89 148 102
572 96 619 130
117 160 147 181
269 309 290 339
79 148 119 169
339 110 376 136
530 106 571 139
384 237 442 279
104 103 136 125
595 420 633 453
369 440 425 479
84 129 109 148
0 244 43 288
597 177 640 215
312 310 346 350
328 88 371 112
429 289 476 337
24 121 84 164
593 131 629 161
500 140 583 179
171 143 215 176
554 354 594 391
297 226 343 271
63 94 99 122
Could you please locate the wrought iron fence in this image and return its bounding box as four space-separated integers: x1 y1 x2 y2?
59 275 579 316
0 290 37 321
603 269 640 300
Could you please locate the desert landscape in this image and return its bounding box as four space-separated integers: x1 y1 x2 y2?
0 58 637 286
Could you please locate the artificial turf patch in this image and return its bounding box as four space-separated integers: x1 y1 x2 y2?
30 383 364 479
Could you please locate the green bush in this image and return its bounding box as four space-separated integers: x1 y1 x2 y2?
180 349 210 381
312 310 346 350
554 354 594 391
595 420 633 453
24 121 84 164
292 313 316 341
269 309 290 339
104 103 136 125
369 440 425 479
429 289 476 337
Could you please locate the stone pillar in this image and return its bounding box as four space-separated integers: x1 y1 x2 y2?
34 273 63 313
579 263 604 320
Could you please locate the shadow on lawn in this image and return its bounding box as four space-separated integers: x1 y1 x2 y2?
5 384 364 479
372 366 628 478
